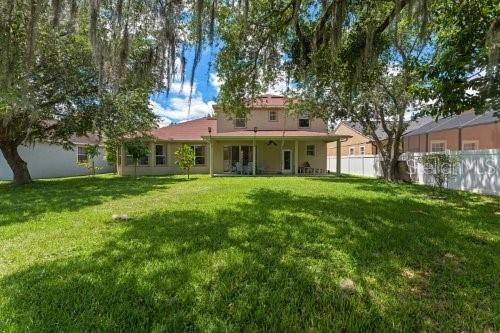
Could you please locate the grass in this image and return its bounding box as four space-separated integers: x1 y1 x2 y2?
0 174 498 331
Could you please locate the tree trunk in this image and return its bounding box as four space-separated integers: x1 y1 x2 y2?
0 142 32 185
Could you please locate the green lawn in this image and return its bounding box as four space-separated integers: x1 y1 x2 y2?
0 175 498 331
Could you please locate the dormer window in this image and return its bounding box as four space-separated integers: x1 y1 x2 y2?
234 117 247 128
269 110 277 122
299 115 310 128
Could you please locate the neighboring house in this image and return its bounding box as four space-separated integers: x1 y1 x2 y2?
327 122 382 157
328 111 500 156
0 135 114 181
117 95 349 176
403 111 500 152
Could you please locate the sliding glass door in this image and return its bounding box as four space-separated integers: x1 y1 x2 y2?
223 145 254 173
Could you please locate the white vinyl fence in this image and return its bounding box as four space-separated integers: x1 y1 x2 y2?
328 150 500 196
402 149 500 196
327 154 382 178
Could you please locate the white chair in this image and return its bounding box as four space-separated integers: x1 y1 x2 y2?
235 162 242 174
247 162 254 175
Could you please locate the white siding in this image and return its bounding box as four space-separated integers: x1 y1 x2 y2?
0 143 114 180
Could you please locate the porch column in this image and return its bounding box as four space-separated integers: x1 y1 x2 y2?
336 139 341 176
209 140 214 177
294 140 299 175
252 139 256 175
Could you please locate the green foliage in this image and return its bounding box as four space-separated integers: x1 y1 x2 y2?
77 144 102 177
175 144 195 179
125 139 150 177
419 153 461 188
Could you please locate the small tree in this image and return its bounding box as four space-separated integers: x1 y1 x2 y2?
175 145 195 179
78 144 101 177
419 153 461 189
125 140 150 178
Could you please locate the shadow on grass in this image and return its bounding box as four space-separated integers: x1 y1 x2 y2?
1 184 498 331
0 175 188 227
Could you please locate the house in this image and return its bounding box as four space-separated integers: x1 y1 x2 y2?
403 111 500 152
0 134 114 181
327 122 383 157
328 111 500 156
117 95 349 176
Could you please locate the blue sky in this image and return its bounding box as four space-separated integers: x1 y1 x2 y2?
149 47 222 126
149 45 288 127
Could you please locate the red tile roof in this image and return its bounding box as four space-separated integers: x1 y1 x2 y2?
151 117 217 141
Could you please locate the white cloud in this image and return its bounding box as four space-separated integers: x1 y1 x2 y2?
209 73 224 92
150 81 215 127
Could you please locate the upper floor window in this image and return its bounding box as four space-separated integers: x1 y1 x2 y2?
77 146 88 163
191 145 206 166
360 146 365 155
155 144 166 165
234 117 246 128
299 115 310 128
430 141 446 152
269 110 278 122
306 145 315 156
462 141 478 151
349 147 355 155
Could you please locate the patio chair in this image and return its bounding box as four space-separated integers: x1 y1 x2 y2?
235 162 243 174
247 162 254 175
299 161 312 174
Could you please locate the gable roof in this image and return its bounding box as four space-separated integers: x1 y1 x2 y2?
150 117 217 141
406 111 499 136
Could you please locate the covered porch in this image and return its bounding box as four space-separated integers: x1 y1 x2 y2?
202 131 348 176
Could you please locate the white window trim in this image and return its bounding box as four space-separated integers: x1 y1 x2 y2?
462 140 479 150
155 144 167 166
191 145 206 166
77 146 88 163
269 110 278 122
298 115 310 128
234 118 247 129
359 145 366 155
306 144 315 156
349 147 355 156
430 140 447 152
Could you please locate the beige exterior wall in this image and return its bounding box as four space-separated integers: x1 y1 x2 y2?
403 122 500 152
117 141 209 176
216 108 327 133
118 139 327 176
327 123 376 156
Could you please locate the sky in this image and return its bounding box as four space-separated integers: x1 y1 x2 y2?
149 45 289 127
149 47 222 127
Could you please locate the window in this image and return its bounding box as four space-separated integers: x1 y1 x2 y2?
430 141 447 152
234 117 246 128
299 115 310 128
349 147 355 155
125 151 149 166
462 141 478 151
138 155 149 166
306 145 315 156
360 146 365 155
77 146 88 163
155 144 166 165
191 145 206 166
269 110 277 122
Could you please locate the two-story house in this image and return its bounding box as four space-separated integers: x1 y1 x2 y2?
117 95 348 176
